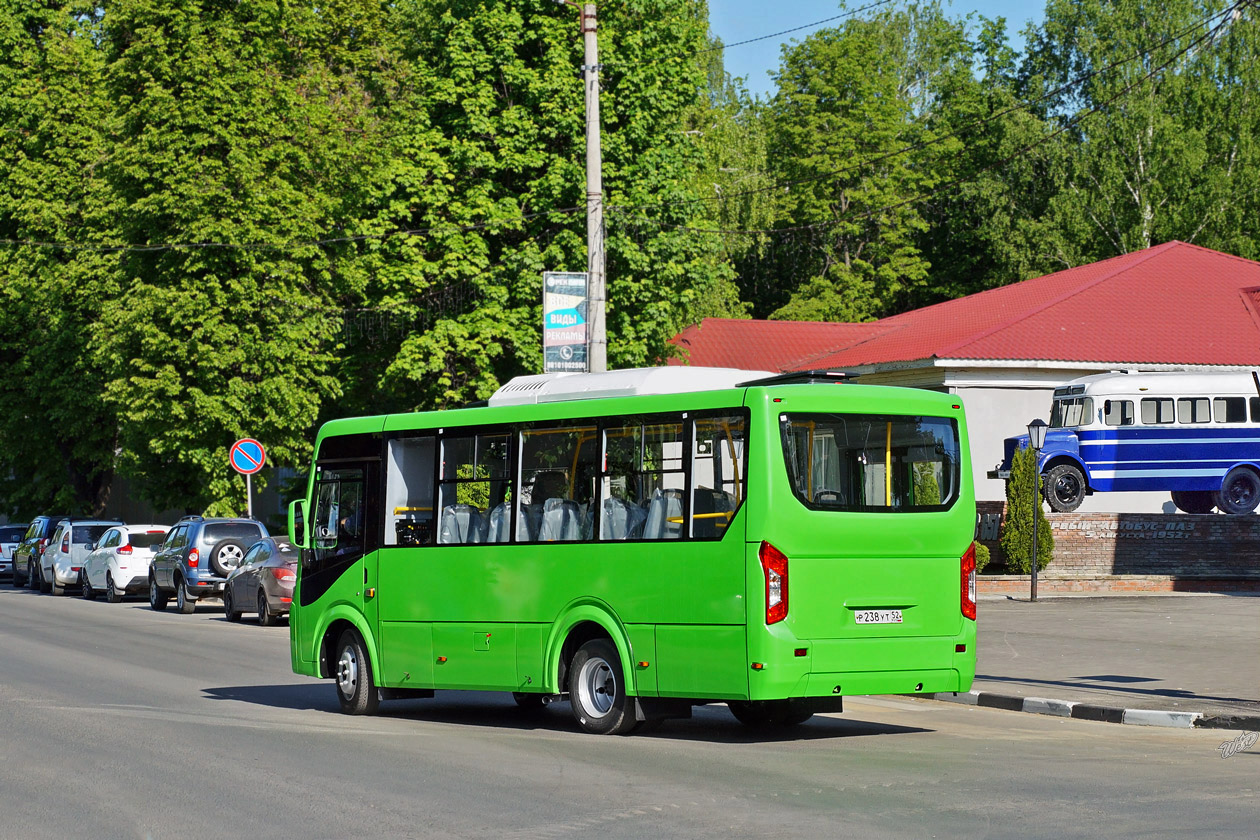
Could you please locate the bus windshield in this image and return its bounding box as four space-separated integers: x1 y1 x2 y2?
1050 397 1093 428
780 413 960 511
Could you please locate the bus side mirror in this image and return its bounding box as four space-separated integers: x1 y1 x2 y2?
288 499 309 550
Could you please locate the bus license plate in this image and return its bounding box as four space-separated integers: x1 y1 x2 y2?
855 609 903 625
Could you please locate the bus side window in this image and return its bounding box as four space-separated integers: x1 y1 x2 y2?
385 436 435 547
1140 398 1174 425
438 433 511 545
1177 397 1210 424
690 415 747 540
518 426 596 542
1103 399 1134 426
1215 397 1247 423
601 418 686 541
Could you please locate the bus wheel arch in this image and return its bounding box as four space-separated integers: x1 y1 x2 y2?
319 614 380 688
1217 466 1260 515
1042 459 1088 512
546 605 634 696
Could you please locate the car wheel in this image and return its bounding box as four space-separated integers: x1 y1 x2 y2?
223 588 242 622
334 629 379 715
209 540 246 576
80 569 97 600
1216 467 1260 515
175 579 196 614
149 576 168 612
106 572 123 604
258 590 276 627
38 565 51 594
568 639 638 735
1170 490 1216 515
12 564 24 588
1044 463 1086 512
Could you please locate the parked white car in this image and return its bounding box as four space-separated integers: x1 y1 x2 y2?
0 522 28 580
80 524 170 603
41 520 123 595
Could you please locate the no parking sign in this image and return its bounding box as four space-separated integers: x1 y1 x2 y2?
230 438 266 475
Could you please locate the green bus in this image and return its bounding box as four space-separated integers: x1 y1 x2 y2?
286 367 977 734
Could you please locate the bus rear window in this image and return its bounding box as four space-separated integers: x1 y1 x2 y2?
779 413 960 512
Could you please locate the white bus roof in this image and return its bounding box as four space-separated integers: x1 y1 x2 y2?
488 366 776 407
1058 369 1260 397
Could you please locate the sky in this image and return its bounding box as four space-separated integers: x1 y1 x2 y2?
707 0 1047 97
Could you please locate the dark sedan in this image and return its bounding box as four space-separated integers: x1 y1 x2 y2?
222 537 298 626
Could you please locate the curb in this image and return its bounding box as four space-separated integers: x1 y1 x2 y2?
926 690 1260 730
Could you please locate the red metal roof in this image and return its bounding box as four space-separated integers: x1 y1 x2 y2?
670 242 1260 372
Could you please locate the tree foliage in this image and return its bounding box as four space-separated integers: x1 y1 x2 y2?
1000 446 1054 573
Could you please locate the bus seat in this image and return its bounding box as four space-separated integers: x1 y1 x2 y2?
692 488 734 538
814 489 845 505
539 498 582 541
439 504 486 544
486 503 510 543
518 503 543 541
643 489 683 540
601 496 647 541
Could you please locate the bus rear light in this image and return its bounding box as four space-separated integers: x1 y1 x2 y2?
961 543 977 621
759 541 789 625
188 548 199 568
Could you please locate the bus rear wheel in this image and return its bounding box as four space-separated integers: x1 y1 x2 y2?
1044 464 1086 512
334 629 379 715
568 639 638 735
1216 468 1260 515
728 700 813 728
1170 490 1216 515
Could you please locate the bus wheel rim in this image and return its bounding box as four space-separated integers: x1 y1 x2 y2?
337 647 358 697
578 657 615 717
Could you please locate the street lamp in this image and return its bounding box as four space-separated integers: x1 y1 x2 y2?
1027 418 1048 602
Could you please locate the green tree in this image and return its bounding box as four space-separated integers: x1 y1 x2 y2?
0 1 121 516
1000 446 1053 573
98 0 385 513
764 2 973 322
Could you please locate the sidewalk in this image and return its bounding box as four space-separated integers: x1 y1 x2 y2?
930 594 1260 729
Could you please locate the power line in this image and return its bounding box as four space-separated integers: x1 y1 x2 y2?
609 3 1245 240
613 0 1249 215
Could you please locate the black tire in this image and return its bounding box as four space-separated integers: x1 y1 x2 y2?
1170 490 1217 515
334 629 379 715
38 564 51 594
258 590 276 627
106 572 123 604
50 579 64 596
567 639 638 735
728 699 813 728
209 540 246 577
175 579 196 614
149 576 168 612
1044 463 1086 512
12 564 24 588
223 588 242 622
1216 468 1260 515
80 569 97 601
24 561 37 590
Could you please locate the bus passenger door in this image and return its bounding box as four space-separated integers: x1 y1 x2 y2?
301 464 378 664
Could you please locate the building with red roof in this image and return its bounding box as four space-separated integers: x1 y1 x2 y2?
669 242 1260 509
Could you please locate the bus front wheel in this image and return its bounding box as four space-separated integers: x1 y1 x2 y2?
568 639 638 735
334 629 380 715
1170 490 1216 515
1044 464 1086 512
1216 468 1260 515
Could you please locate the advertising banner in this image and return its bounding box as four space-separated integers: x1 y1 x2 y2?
543 271 588 372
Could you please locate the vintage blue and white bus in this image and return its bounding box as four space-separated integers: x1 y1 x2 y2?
999 370 1260 514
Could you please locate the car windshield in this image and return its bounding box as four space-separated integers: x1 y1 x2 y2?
74 525 114 544
204 523 265 545
780 413 961 512
0 526 26 541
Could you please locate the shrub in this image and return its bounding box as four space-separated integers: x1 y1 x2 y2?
999 446 1054 573
973 541 991 573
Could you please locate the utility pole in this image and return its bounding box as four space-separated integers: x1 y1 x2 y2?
558 1 606 372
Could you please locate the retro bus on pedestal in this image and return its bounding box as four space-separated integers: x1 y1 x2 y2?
286 367 977 734
999 370 1260 515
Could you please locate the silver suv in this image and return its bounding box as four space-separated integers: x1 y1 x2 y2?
149 516 268 614
40 519 124 595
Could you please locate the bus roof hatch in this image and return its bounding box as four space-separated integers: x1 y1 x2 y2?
488 366 775 406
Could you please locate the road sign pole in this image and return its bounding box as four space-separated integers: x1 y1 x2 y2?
246 473 253 520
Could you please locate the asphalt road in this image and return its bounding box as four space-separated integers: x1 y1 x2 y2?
0 586 1255 840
